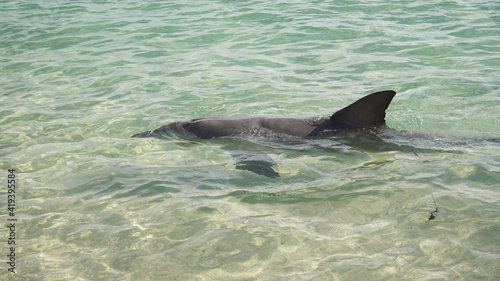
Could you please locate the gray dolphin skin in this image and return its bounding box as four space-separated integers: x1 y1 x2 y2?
132 90 396 139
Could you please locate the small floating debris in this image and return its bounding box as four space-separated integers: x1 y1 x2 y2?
427 194 439 222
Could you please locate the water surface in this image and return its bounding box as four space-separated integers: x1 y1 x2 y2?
1 0 500 280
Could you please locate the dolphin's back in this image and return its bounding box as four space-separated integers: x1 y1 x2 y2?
172 117 322 139
132 90 397 139
173 117 263 139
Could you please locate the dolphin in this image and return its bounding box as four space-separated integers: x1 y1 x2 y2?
132 90 397 139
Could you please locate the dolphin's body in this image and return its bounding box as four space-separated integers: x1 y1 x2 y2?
132 90 397 139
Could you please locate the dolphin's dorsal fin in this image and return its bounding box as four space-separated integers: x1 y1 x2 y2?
330 90 396 127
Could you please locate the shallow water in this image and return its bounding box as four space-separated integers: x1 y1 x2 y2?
1 0 500 280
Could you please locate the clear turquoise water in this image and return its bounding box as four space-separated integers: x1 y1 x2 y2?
1 0 500 280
